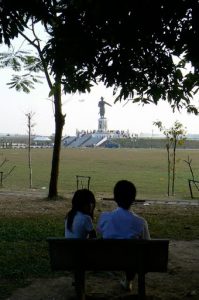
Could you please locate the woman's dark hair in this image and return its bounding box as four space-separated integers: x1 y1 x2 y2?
114 180 136 209
66 189 96 231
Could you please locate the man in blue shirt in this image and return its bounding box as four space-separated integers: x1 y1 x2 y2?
97 180 150 291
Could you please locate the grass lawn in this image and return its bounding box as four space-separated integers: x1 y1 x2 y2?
1 147 199 199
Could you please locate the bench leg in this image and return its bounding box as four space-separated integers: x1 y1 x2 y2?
138 272 146 300
74 270 85 300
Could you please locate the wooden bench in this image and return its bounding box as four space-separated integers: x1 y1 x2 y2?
47 238 169 300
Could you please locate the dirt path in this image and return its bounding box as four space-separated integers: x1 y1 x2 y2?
6 240 199 300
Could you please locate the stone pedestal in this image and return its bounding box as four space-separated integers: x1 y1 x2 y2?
98 118 107 132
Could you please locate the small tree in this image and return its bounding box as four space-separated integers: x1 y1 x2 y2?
25 111 35 189
154 121 186 196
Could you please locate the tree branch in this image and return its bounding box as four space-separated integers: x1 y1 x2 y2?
18 25 53 90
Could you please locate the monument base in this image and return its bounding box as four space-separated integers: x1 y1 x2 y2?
98 118 107 132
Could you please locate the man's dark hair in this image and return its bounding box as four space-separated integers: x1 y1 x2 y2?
114 180 136 209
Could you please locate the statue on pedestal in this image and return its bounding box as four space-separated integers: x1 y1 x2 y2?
98 97 112 118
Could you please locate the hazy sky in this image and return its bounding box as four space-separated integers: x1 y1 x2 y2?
1 67 199 137
0 42 199 137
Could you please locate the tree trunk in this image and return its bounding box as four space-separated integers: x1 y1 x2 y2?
27 112 33 189
28 139 32 189
48 82 65 199
166 143 170 196
172 138 177 196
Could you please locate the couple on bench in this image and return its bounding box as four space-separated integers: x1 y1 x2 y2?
64 179 150 291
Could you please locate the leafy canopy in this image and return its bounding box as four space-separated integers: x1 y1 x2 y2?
1 0 199 112
54 0 199 112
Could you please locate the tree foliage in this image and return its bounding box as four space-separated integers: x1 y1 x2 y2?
0 1 199 110
41 0 199 112
0 0 51 45
0 49 43 92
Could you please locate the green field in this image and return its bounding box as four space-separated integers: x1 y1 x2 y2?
1 148 199 199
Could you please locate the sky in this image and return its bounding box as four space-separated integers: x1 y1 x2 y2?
0 32 199 137
1 67 199 137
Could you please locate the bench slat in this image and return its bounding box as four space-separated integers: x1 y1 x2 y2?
47 238 169 272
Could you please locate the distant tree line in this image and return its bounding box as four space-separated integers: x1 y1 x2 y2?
109 138 199 149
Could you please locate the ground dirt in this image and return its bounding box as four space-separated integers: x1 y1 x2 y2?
0 190 199 300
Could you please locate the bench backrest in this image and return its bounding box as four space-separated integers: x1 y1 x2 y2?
47 238 169 273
